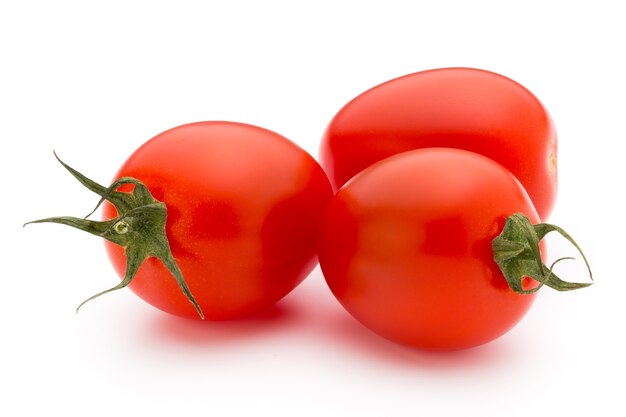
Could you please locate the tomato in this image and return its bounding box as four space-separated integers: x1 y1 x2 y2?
98 121 333 320
318 148 543 350
319 67 558 220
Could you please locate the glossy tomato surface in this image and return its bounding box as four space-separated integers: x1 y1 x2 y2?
103 121 333 320
320 67 558 220
318 148 542 350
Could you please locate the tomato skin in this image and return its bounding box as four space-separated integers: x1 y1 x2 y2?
102 121 333 320
318 148 543 350
320 67 557 220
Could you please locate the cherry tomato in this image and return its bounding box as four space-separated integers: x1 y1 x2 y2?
319 67 558 220
103 121 333 320
318 148 543 350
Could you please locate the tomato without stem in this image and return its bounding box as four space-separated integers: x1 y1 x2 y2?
320 67 558 220
318 148 544 350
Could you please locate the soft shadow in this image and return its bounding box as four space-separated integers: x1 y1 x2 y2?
143 297 303 347
137 272 525 370
315 303 521 372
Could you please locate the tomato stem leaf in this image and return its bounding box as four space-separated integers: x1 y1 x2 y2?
24 152 205 319
492 213 593 294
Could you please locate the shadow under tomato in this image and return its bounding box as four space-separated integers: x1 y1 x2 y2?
312 293 524 372
138 271 527 371
143 297 304 347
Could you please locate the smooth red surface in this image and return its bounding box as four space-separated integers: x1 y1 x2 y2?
318 148 542 350
320 67 558 220
103 121 333 320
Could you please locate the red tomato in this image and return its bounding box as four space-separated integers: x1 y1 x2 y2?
318 148 543 350
102 121 333 320
320 67 558 220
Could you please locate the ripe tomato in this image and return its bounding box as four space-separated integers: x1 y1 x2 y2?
101 121 333 320
319 67 558 220
318 148 543 350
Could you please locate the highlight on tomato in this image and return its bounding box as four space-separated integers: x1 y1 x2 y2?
319 67 558 220
318 148 591 350
27 121 333 320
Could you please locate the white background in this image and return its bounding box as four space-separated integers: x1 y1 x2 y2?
2 1 624 415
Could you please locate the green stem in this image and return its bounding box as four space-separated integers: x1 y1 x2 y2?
25 152 205 319
492 213 593 294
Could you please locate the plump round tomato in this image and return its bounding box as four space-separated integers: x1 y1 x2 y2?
103 121 333 320
319 67 557 220
318 148 543 350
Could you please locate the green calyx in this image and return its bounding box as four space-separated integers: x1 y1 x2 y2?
25 152 204 319
492 213 593 294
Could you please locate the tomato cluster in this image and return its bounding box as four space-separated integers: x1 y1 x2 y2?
30 68 591 350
